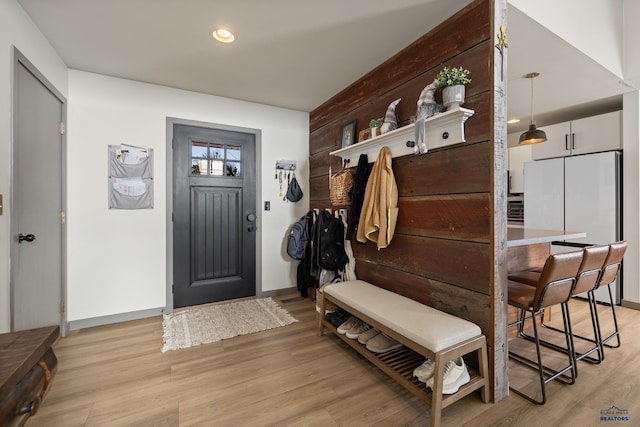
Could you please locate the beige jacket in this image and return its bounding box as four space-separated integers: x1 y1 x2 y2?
356 146 399 249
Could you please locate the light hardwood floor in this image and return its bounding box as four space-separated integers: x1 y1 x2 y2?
27 294 640 426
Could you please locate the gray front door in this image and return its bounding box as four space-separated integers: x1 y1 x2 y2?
173 124 257 307
11 51 65 331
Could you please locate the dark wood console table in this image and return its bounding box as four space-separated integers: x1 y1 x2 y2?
0 326 59 426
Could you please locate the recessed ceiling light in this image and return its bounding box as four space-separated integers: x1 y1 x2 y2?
212 28 235 43
507 118 521 124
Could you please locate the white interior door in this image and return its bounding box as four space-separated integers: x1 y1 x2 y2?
12 51 66 331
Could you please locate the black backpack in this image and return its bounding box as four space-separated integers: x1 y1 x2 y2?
313 210 349 272
287 211 314 260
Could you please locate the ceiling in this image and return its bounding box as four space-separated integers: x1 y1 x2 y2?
18 0 632 133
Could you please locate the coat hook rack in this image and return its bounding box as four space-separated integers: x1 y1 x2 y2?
275 160 297 171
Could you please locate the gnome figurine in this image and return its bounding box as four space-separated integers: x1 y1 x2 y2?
380 98 401 134
414 80 445 154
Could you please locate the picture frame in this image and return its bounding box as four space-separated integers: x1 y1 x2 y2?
340 120 356 148
358 128 371 142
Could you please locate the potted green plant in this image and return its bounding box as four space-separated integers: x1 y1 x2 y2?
369 117 384 137
435 66 471 110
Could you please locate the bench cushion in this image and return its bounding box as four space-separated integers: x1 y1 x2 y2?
323 280 481 352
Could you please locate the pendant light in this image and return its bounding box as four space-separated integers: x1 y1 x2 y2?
519 72 547 145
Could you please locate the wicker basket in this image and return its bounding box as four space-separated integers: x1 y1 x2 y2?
315 288 338 313
330 167 353 206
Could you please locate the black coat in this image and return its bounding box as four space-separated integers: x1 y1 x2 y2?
347 154 372 238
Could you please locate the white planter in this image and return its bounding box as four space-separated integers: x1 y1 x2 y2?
442 85 466 111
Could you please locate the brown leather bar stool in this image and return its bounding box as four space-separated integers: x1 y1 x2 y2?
510 242 627 365
533 245 610 365
589 241 627 351
507 250 583 405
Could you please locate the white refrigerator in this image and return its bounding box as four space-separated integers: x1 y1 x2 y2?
524 151 622 304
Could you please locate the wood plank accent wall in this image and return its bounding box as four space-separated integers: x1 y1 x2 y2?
308 0 508 402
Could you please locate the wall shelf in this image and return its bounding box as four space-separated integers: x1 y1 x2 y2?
330 107 474 164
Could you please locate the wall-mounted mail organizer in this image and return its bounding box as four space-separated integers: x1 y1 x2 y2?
108 144 154 209
329 107 474 164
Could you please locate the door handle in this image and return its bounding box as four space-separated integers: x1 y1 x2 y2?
18 233 36 243
247 225 257 232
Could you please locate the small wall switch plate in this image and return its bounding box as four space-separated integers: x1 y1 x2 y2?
264 201 270 211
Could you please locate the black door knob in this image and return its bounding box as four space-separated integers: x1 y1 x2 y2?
18 233 36 243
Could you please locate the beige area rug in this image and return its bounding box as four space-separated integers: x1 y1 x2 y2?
161 297 298 352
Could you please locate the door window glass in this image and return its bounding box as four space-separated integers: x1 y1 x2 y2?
191 141 242 176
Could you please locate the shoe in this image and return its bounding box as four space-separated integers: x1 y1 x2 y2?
346 322 371 339
357 328 380 345
426 357 470 394
366 333 402 353
326 309 349 327
413 358 435 382
337 316 360 335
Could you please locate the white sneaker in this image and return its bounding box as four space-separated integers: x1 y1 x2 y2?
337 316 360 335
346 322 371 339
413 358 435 382
426 357 470 394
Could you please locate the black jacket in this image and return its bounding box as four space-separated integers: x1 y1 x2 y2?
347 154 372 238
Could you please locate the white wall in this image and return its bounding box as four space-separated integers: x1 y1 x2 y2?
67 70 309 323
623 0 640 88
509 0 623 79
623 91 639 305
0 0 68 332
622 0 640 305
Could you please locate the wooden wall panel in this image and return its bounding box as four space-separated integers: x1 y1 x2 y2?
396 194 490 242
460 93 491 144
352 235 490 295
310 1 491 131
331 41 492 138
394 141 491 196
308 0 505 402
507 243 550 272
310 151 342 179
309 175 330 203
309 122 340 155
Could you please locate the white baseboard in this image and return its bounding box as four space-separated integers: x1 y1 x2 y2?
68 288 301 331
259 286 298 299
67 307 164 331
621 299 640 311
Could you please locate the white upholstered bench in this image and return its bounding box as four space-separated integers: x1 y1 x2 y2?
318 280 489 427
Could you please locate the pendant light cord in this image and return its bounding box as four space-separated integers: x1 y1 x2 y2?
526 72 540 126
530 77 534 125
